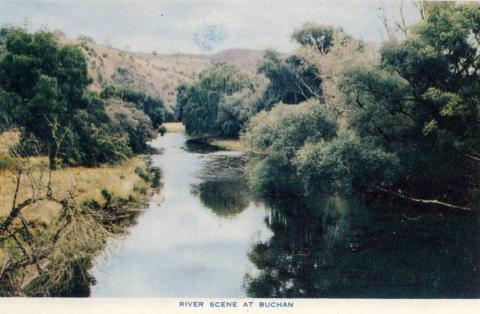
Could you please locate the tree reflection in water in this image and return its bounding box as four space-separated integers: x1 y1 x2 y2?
190 149 480 298
192 152 251 218
245 194 480 298
192 179 250 218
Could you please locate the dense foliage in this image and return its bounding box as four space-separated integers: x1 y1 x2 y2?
258 50 323 109
242 3 480 204
242 102 337 195
101 86 165 128
0 29 163 168
105 98 155 154
340 2 480 199
176 64 253 137
291 23 336 54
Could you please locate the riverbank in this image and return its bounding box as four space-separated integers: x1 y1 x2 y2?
209 139 248 152
163 122 185 133
0 156 153 216
162 122 248 152
0 130 160 296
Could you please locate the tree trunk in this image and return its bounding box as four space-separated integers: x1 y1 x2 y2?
48 144 58 170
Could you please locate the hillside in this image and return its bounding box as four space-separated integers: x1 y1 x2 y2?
210 48 266 75
57 34 266 107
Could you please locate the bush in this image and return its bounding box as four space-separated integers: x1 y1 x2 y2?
105 99 155 154
158 125 166 136
243 101 337 195
177 64 253 137
242 101 337 158
80 125 132 166
0 154 12 171
134 166 150 182
150 167 161 188
247 153 303 196
101 86 166 129
294 134 400 194
120 89 165 128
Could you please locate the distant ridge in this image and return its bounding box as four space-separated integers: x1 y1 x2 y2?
55 34 269 108
210 48 266 74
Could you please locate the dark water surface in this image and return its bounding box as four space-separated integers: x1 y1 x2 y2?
90 133 480 298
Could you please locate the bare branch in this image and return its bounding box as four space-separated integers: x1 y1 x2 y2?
377 188 476 212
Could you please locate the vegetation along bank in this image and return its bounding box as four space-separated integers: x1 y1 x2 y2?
175 2 480 211
0 28 163 296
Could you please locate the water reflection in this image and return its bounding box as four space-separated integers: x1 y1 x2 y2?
184 138 220 154
192 179 249 218
90 133 271 297
192 151 250 218
91 133 479 298
245 195 480 298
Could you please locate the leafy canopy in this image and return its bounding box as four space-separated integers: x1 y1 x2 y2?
340 2 480 197
177 63 253 137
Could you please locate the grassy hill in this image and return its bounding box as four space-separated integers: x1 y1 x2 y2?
57 33 266 108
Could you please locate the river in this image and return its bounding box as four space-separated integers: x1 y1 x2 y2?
89 132 480 298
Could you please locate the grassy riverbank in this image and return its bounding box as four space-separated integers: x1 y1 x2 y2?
0 157 151 218
0 130 159 296
162 122 248 152
163 122 185 133
209 139 248 152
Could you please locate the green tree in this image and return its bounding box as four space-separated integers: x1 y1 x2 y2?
174 82 188 121
340 2 480 199
0 29 90 169
258 50 323 108
0 90 20 132
178 64 252 137
291 23 337 54
105 99 155 154
294 133 399 194
242 102 337 195
101 86 165 129
118 89 165 128
216 86 265 137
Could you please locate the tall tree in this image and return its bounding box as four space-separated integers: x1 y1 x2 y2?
340 2 480 199
0 29 91 169
258 50 323 108
177 64 252 137
291 23 336 54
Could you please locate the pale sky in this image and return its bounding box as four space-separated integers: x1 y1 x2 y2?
0 0 422 54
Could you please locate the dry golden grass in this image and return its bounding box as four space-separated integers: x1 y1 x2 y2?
159 123 248 151
58 36 211 107
57 35 264 109
0 249 8 270
1 152 152 292
0 157 149 220
0 129 21 152
163 122 185 133
210 138 249 152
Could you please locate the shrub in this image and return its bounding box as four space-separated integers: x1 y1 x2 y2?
243 101 337 195
177 64 253 137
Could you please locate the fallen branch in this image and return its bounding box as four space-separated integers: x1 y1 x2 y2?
1 194 61 232
1 196 48 231
376 188 476 212
0 257 10 278
465 153 480 162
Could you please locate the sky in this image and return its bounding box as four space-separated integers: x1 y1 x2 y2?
0 0 423 54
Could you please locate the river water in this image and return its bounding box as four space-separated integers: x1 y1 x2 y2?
90 132 480 298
